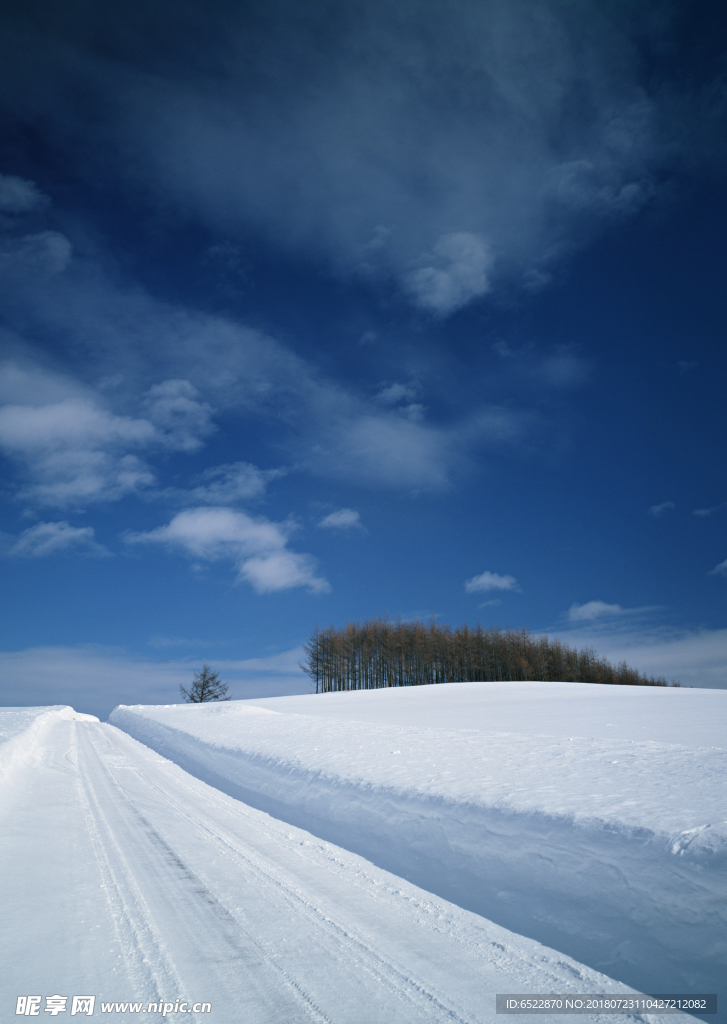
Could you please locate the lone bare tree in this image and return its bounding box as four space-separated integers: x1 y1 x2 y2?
180 664 230 703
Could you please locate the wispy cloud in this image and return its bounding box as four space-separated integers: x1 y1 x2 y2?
147 635 208 649
0 1 685 315
317 508 363 531
8 520 109 558
553 620 727 689
465 570 520 594
142 379 214 454
301 412 459 490
125 507 329 594
568 600 624 622
536 349 590 389
376 383 419 406
0 178 579 498
0 264 468 496
171 462 284 506
649 501 675 517
489 342 590 391
0 173 49 215
566 600 662 623
0 231 72 282
374 381 425 421
709 558 727 578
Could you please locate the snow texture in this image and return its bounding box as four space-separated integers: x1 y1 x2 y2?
110 681 727 1008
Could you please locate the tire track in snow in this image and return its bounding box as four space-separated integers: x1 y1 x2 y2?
74 723 183 1012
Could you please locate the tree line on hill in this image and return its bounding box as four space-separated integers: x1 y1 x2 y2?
301 619 676 692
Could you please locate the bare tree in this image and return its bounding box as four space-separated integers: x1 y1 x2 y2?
180 664 231 703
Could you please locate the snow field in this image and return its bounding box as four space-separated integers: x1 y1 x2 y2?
111 681 727 1007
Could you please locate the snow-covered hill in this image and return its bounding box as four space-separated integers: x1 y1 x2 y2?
111 681 727 1008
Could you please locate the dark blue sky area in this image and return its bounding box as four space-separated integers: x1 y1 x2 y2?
0 0 725 715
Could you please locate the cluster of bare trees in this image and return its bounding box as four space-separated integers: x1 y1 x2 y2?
301 619 675 693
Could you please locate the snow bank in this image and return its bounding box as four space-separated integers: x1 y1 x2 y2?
111 681 727 1001
0 705 98 781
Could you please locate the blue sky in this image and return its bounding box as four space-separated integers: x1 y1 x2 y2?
0 0 726 717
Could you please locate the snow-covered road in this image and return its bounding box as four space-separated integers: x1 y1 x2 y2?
0 710 701 1024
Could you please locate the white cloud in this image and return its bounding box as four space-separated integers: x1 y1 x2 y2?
465 570 520 594
0 366 215 506
404 233 494 315
126 507 329 594
317 508 363 531
0 173 48 214
0 397 155 451
568 600 624 622
649 501 675 517
0 396 156 505
694 506 719 517
709 558 727 578
183 461 282 505
128 507 286 559
239 551 327 593
8 520 109 558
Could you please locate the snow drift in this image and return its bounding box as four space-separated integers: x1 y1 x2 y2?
0 705 98 780
111 681 727 1004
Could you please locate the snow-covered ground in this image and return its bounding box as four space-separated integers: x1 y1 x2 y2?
110 682 727 1013
0 684 722 1023
0 701 686 1024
